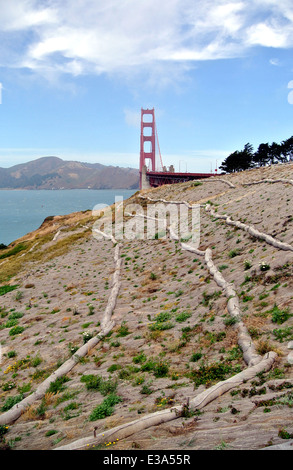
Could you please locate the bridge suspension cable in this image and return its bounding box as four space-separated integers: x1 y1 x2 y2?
155 120 164 172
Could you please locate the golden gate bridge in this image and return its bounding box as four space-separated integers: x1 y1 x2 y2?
139 108 216 190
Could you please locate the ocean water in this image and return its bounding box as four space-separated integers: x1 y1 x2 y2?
0 189 137 245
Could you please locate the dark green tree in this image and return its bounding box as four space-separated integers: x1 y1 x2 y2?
219 143 254 173
253 143 270 167
220 135 293 174
280 136 293 162
268 142 282 164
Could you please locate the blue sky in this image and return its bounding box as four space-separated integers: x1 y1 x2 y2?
1 0 293 173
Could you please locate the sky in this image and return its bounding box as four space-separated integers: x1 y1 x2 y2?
1 0 293 173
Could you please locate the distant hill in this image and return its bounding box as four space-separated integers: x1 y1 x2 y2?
0 156 139 189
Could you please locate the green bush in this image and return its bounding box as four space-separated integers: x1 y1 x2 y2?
149 315 174 331
0 425 9 438
190 352 202 362
5 319 19 328
80 374 117 396
155 312 171 322
36 400 47 418
202 290 221 306
141 384 153 395
176 311 191 323
99 377 118 396
272 326 293 343
107 364 122 373
270 304 291 324
116 322 130 337
153 360 169 378
0 285 18 297
9 326 24 336
228 249 240 258
45 430 58 437
7 351 17 358
89 394 122 421
0 244 27 260
190 362 241 387
150 322 174 331
224 315 238 326
47 376 70 394
133 352 147 364
141 359 157 372
80 374 101 390
8 312 23 320
1 394 24 412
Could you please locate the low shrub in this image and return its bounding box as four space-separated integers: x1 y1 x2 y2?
0 285 18 296
47 376 70 394
269 304 291 324
189 361 242 387
89 394 122 421
9 326 24 336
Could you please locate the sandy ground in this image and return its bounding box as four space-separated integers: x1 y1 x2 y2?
0 162 292 451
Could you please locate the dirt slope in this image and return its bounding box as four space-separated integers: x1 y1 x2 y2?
0 162 292 451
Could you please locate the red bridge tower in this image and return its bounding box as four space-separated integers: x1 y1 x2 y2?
139 108 156 189
139 107 215 189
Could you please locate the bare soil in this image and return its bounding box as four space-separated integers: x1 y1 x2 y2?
0 162 292 451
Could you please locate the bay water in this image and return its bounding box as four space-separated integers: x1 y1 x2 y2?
0 189 137 246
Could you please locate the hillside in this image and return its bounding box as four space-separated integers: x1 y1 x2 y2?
0 156 139 190
0 162 292 451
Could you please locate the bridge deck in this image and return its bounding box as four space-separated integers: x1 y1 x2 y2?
146 171 216 187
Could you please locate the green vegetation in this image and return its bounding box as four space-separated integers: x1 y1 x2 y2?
269 304 291 325
0 285 18 296
189 361 242 388
45 430 58 437
46 376 70 394
9 326 25 336
149 311 174 331
278 428 293 439
190 352 202 362
116 322 130 337
228 249 241 258
1 394 24 412
175 311 192 323
202 290 221 306
0 425 9 438
80 374 118 396
133 352 147 364
89 393 122 421
223 315 238 326
0 244 27 260
273 326 293 343
219 136 293 173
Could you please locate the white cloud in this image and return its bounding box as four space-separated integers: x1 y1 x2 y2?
245 23 291 48
269 58 281 66
0 0 57 31
1 0 293 85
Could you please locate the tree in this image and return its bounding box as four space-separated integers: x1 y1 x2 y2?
280 136 293 162
268 142 282 164
219 135 293 174
219 143 254 173
253 143 270 167
219 151 241 173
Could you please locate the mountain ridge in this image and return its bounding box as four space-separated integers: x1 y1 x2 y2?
0 156 139 189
